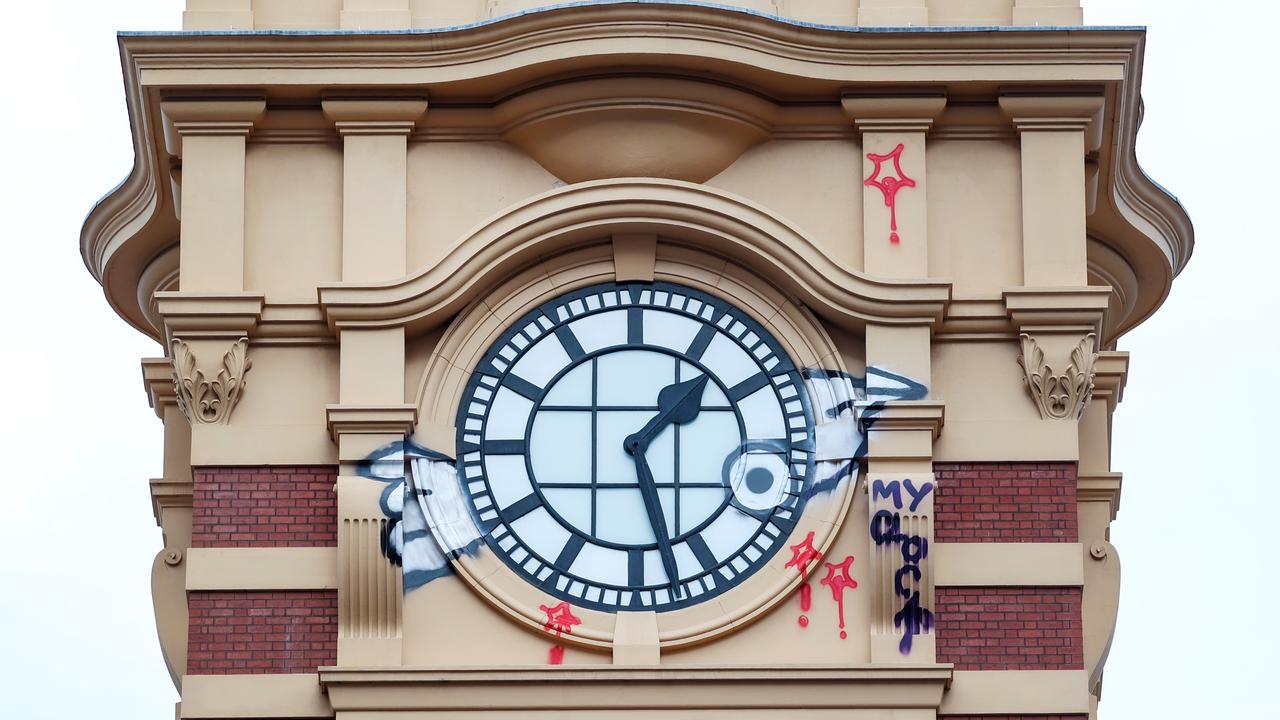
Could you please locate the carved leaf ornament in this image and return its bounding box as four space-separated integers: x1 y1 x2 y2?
171 338 252 425
1018 333 1097 420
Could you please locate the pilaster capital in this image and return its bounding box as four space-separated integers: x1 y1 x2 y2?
1003 286 1110 337
863 400 945 468
142 357 179 419
160 97 266 155
1077 472 1123 521
1092 351 1129 412
998 93 1104 146
864 400 946 439
156 291 265 340
149 476 194 528
326 404 418 442
841 93 947 134
321 96 428 136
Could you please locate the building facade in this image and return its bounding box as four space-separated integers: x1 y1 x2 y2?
80 1 1192 718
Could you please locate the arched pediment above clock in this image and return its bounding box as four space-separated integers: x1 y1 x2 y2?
317 178 953 336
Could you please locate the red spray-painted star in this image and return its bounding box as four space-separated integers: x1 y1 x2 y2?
784 530 821 576
864 143 916 244
540 600 582 665
540 601 582 636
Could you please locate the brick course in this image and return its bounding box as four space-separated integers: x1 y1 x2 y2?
933 462 1077 542
192 466 337 548
935 586 1084 671
187 591 338 674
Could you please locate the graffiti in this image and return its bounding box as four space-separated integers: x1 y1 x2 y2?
361 440 484 591
784 531 822 628
820 556 858 640
863 143 916 244
801 366 929 500
540 600 582 665
870 479 935 654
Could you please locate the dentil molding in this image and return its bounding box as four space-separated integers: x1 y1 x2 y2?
1018 333 1098 421
171 337 252 425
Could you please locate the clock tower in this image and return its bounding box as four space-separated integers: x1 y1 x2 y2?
81 1 1192 718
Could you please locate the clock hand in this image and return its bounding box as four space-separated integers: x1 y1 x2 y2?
622 374 710 600
631 449 683 599
623 374 710 453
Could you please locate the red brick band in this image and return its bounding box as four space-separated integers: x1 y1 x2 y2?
192 466 337 548
936 586 1084 671
187 591 337 675
934 463 1078 542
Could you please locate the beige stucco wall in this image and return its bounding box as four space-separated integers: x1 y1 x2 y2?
184 0 1085 30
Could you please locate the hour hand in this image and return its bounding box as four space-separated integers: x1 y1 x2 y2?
624 374 710 455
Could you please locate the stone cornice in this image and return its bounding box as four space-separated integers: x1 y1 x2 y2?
82 5 1191 345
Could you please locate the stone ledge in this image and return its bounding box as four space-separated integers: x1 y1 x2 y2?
186 547 338 590
320 665 954 713
934 543 1084 586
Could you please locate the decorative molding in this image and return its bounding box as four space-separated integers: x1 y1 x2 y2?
318 179 952 334
1018 333 1098 421
171 337 252 425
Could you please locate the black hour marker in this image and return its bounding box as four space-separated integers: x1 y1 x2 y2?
727 372 770 402
628 549 645 586
627 307 643 344
555 534 587 569
686 324 716 361
555 326 586 362
502 374 543 401
501 492 542 521
483 439 526 454
686 534 718 572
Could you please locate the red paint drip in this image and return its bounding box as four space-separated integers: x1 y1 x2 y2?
864 144 916 245
786 532 822 629
539 601 581 665
820 556 858 640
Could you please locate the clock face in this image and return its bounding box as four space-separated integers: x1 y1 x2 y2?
456 282 815 612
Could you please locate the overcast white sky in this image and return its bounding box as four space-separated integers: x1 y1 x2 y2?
0 1 1274 717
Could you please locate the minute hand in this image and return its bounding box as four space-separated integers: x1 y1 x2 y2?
622 374 710 600
631 450 682 598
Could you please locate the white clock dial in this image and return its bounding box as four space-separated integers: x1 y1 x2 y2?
457 282 815 612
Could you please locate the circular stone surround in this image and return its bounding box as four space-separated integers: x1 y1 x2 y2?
415 241 853 649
